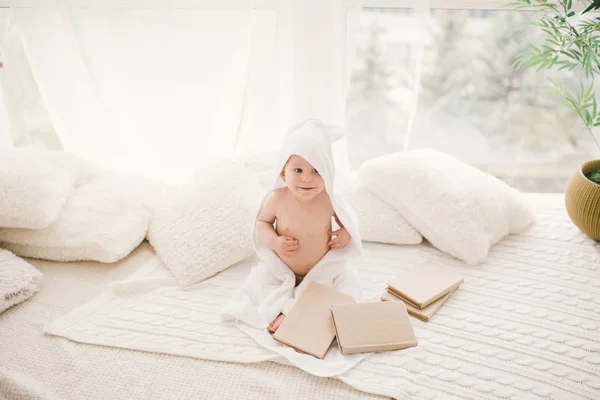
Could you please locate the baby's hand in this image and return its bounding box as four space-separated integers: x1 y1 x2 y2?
271 236 299 257
328 227 351 249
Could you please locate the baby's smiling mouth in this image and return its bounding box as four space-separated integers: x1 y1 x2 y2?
298 186 314 190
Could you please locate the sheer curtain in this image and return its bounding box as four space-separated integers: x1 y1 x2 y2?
0 91 8 148
0 0 363 182
4 3 255 182
235 0 362 176
0 9 32 150
0 44 9 149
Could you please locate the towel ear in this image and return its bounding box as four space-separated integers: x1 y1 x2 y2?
284 120 308 138
323 124 345 144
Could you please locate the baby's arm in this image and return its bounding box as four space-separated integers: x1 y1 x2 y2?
255 191 279 248
256 191 298 256
256 192 295 334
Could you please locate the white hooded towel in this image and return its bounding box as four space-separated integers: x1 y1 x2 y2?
220 119 370 376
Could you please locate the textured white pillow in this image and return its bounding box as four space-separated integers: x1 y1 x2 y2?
148 164 264 286
0 172 164 263
358 149 535 264
0 248 43 313
0 149 97 229
342 174 422 245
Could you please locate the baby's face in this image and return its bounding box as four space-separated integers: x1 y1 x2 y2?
281 155 325 201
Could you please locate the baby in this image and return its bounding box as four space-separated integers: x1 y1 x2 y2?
257 154 351 334
220 119 363 344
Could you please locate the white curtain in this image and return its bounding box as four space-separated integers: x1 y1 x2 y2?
4 4 255 182
0 49 9 148
0 87 10 149
235 0 362 176
0 1 363 183
401 2 431 152
0 10 5 148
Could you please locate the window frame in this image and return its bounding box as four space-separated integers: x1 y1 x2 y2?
0 0 515 10
0 0 262 9
357 0 507 10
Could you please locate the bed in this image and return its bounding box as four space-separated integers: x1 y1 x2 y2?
1 193 599 400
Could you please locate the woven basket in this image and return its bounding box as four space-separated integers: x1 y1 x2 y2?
565 159 600 240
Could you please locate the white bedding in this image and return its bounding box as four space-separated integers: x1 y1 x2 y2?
1 194 599 400
0 242 382 400
37 194 600 399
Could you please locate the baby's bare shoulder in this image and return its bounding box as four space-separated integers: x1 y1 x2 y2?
262 187 288 210
273 186 289 198
317 191 335 211
258 189 285 221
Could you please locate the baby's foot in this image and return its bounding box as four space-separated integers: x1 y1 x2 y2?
268 313 286 334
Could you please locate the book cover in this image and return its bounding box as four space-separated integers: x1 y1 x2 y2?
273 281 354 359
387 261 463 309
330 301 417 355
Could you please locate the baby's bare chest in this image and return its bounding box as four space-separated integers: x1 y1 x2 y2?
275 199 333 238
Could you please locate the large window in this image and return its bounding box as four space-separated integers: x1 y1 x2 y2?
346 6 596 192
2 2 596 191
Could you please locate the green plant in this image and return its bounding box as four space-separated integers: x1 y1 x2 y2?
587 168 600 182
511 0 600 152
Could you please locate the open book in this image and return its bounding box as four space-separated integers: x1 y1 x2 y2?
381 288 456 322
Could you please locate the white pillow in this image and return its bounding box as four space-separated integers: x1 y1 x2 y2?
358 149 535 264
0 149 97 229
148 164 264 286
0 172 163 263
0 248 43 313
342 174 422 245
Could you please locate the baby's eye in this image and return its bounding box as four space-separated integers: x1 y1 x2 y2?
312 169 319 174
294 168 303 173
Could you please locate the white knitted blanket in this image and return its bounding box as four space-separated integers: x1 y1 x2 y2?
45 200 600 400
3 243 378 400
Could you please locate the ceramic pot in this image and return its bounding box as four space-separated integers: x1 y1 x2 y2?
565 159 600 240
